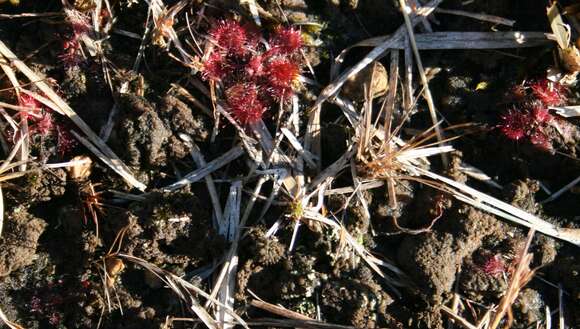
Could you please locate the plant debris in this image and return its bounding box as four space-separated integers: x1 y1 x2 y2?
0 1 579 329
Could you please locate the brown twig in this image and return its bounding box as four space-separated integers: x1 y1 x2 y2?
489 229 537 329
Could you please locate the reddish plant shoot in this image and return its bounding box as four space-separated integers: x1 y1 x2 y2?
209 20 251 55
481 254 506 277
270 27 302 55
64 8 91 35
499 108 530 141
56 124 78 156
225 83 266 125
202 20 303 125
19 94 41 111
529 79 566 106
202 51 231 81
528 131 552 151
58 9 91 67
59 35 84 67
531 102 552 123
17 94 55 137
498 79 568 152
33 113 55 136
265 58 300 100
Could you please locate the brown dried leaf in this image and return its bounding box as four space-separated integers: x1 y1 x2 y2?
67 155 92 181
560 45 580 72
547 3 570 50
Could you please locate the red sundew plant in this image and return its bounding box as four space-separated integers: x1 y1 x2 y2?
18 93 41 111
58 9 91 68
265 57 300 100
32 112 55 137
531 103 553 124
202 19 303 125
499 108 529 141
64 8 91 36
270 27 302 55
498 79 568 152
209 20 253 55
18 94 44 121
56 124 78 156
59 35 84 67
529 79 567 106
202 51 232 81
225 83 266 125
28 277 91 326
17 94 56 137
481 254 506 277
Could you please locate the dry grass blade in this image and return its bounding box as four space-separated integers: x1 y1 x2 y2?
150 0 193 63
311 0 443 110
303 209 407 294
338 32 549 58
0 55 28 172
207 178 261 325
381 50 399 145
256 170 287 223
441 305 478 329
558 284 565 329
162 145 245 192
434 8 515 26
0 186 3 239
0 134 26 175
0 41 146 191
489 229 536 329
216 182 241 329
399 0 446 165
547 3 569 50
402 31 550 49
250 299 314 321
324 180 385 195
280 128 318 169
241 176 267 224
183 136 223 225
117 254 249 329
541 174 580 204
412 166 580 246
71 131 146 191
250 120 292 167
304 104 321 171
240 0 261 26
550 105 580 118
310 146 354 189
245 318 356 329
459 162 503 189
0 305 23 329
248 119 299 194
0 135 29 238
0 12 62 19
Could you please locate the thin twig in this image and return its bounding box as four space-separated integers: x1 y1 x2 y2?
441 305 478 329
311 0 442 110
0 41 146 191
162 145 245 192
489 229 536 329
435 8 515 26
0 12 62 19
0 305 23 329
399 0 447 166
250 299 314 321
413 165 580 246
541 174 580 204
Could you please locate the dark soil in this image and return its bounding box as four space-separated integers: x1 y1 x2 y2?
0 0 579 329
